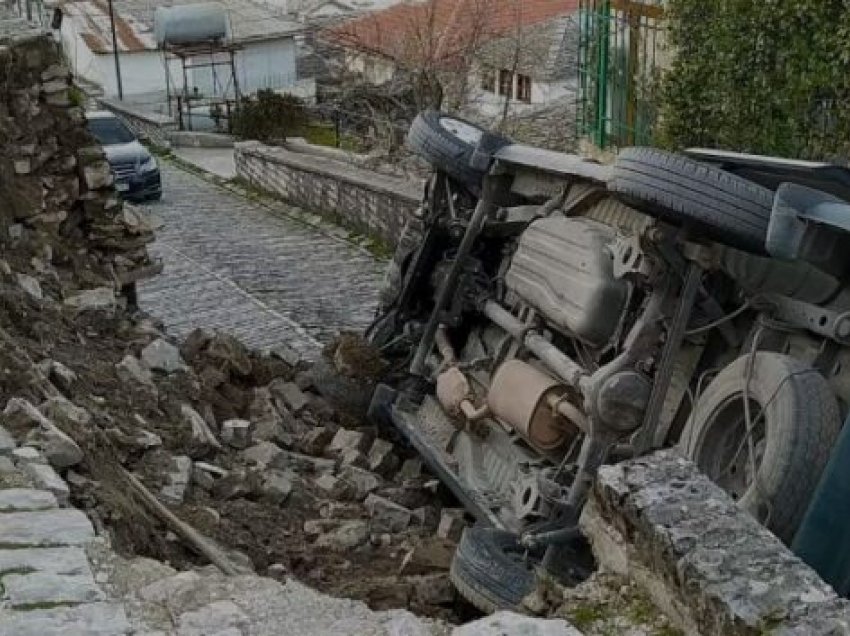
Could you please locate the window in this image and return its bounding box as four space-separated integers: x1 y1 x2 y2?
480 67 495 92
516 74 532 103
498 69 513 96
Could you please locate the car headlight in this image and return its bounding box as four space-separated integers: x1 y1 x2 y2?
139 156 158 173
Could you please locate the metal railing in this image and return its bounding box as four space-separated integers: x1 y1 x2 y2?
577 0 665 150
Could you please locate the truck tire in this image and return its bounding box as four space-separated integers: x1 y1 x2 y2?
680 353 841 543
406 111 509 191
609 147 774 253
450 527 539 613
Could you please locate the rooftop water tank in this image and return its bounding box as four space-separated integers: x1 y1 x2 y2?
154 3 232 48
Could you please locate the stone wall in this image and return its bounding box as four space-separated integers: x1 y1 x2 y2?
0 14 156 297
581 450 850 636
235 141 422 248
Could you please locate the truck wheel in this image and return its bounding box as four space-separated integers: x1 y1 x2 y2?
450 527 540 613
609 147 774 253
406 111 509 191
680 353 841 543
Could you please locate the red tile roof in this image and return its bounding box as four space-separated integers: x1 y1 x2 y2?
326 0 579 66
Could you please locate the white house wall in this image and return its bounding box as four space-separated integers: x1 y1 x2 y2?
96 51 181 98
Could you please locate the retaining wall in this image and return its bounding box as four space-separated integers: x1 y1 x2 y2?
235 141 422 248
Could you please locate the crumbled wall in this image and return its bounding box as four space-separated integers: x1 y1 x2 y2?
0 21 156 297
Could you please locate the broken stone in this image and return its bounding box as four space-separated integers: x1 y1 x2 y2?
377 485 432 510
314 520 369 551
400 538 455 575
40 397 91 427
364 494 412 533
318 500 362 519
368 438 399 476
338 465 381 501
3 397 51 439
270 381 310 414
412 505 441 530
211 470 255 501
248 388 285 443
134 430 162 449
314 474 351 500
241 441 284 468
437 508 467 542
24 462 70 506
16 273 42 301
411 572 455 606
160 455 193 505
271 343 301 368
44 361 77 394
338 448 368 469
261 470 293 504
221 419 253 450
64 287 116 312
141 339 186 374
7 224 23 240
205 332 253 376
327 428 368 456
116 355 156 391
298 427 333 455
399 458 423 481
25 420 83 469
267 563 287 580
453 612 583 636
271 450 335 474
181 404 222 457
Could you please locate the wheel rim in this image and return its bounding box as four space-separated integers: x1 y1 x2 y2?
439 117 483 145
692 392 767 502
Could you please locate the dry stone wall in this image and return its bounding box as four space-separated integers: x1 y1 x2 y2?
0 19 157 298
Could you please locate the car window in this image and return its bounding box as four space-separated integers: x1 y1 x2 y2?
87 117 136 145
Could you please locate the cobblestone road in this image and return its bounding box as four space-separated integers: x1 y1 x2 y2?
138 164 385 357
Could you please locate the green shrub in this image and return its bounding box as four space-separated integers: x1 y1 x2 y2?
659 0 850 160
231 90 308 143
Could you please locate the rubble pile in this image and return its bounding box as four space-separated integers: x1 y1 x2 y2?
0 24 471 625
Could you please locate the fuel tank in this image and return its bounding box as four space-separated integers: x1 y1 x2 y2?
505 217 628 346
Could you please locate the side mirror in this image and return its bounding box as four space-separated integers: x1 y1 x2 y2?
137 133 151 145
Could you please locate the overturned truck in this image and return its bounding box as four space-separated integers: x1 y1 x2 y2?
363 111 850 611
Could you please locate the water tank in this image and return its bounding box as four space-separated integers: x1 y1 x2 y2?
154 3 231 47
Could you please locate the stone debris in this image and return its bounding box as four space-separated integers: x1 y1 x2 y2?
160 455 194 505
116 355 156 391
328 427 369 456
63 287 118 312
221 419 254 449
16 273 42 300
452 612 582 636
23 462 70 506
437 508 467 542
365 493 412 533
313 519 370 551
141 338 186 374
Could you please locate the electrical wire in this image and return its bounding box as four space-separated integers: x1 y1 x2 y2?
685 300 751 336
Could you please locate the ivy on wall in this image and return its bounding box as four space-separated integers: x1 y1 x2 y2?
658 0 850 160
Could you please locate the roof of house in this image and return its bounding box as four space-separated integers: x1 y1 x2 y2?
59 0 303 54
324 0 580 67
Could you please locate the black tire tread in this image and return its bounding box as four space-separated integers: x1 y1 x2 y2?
681 353 841 543
610 147 774 252
449 528 536 614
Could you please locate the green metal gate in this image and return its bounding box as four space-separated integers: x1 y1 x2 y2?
577 0 665 150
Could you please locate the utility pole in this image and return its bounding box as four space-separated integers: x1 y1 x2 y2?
107 0 124 100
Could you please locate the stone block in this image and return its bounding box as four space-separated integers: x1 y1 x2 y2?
327 428 368 456
0 602 130 636
141 338 186 374
0 425 14 455
0 488 57 512
437 508 466 542
338 465 381 501
261 470 293 504
452 612 582 636
241 441 284 468
273 381 310 414
64 287 116 312
314 474 350 500
2 572 105 607
364 494 411 533
0 509 94 547
0 546 90 576
23 462 69 505
368 438 399 476
314 519 369 551
298 426 333 455
221 419 253 449
161 455 193 505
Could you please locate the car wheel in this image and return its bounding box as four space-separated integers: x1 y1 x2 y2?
406 111 510 192
680 352 841 543
450 527 541 614
609 147 774 253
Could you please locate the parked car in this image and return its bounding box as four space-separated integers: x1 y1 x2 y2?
85 111 162 202
365 110 850 612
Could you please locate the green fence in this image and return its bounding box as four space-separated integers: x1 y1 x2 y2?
577 0 665 150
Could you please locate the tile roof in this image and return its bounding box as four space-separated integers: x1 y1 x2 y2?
59 0 303 54
325 0 579 65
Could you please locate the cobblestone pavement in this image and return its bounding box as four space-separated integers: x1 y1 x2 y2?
138 164 386 357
